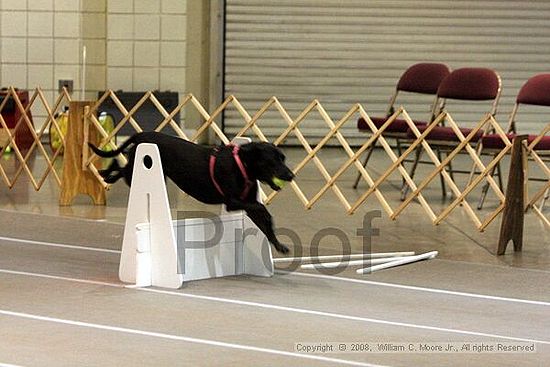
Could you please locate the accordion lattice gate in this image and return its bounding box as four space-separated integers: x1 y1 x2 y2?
0 86 72 190
83 91 540 231
0 87 548 230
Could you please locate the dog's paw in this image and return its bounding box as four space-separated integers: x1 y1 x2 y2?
275 243 290 254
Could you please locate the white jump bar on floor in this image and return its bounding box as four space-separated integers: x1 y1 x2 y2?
300 256 411 270
357 251 439 274
273 251 415 263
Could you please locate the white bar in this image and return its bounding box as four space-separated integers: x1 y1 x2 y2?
273 251 415 263
300 256 412 270
357 251 438 274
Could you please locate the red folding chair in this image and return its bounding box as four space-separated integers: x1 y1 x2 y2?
478 73 550 209
402 67 502 200
353 62 451 188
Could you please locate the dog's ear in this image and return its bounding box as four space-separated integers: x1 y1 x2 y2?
239 142 286 172
236 142 253 159
237 142 255 154
237 143 262 170
240 142 285 160
237 142 266 159
238 142 279 162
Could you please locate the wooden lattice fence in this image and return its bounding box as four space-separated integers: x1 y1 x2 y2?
0 87 547 230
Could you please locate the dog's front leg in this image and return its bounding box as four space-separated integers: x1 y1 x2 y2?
245 204 290 254
225 199 289 254
224 199 289 254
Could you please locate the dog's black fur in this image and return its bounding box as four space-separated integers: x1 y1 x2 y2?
89 131 294 254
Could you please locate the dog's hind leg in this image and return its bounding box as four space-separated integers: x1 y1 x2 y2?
98 159 119 177
98 160 124 184
103 170 124 184
122 150 136 186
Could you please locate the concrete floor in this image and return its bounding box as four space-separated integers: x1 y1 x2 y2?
0 147 549 366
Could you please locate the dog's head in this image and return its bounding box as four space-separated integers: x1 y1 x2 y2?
239 142 295 191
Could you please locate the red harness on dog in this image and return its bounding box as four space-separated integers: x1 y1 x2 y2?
209 144 253 200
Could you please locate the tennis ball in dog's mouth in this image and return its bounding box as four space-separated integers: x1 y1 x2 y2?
272 177 286 189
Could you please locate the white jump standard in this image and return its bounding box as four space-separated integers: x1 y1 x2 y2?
119 143 274 289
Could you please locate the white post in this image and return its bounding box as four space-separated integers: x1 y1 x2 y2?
119 144 183 288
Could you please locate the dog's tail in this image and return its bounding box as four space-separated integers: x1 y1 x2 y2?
88 134 137 158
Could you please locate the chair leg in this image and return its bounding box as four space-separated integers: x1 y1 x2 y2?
477 182 490 210
467 140 485 187
353 143 376 189
396 138 403 156
477 153 499 210
436 148 447 198
496 159 503 190
446 150 455 199
396 139 405 187
401 146 422 201
539 187 550 211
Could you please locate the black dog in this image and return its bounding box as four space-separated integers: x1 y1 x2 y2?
89 131 294 254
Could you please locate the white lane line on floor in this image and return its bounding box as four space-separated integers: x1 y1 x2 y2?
139 288 550 345
0 236 121 254
2 233 550 308
1 268 549 346
2 232 550 309
0 309 384 367
0 363 25 367
3 235 549 308
0 269 124 288
277 270 550 307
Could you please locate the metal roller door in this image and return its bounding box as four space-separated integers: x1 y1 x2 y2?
224 0 550 142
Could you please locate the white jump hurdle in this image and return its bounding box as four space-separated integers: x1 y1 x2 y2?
119 142 273 289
